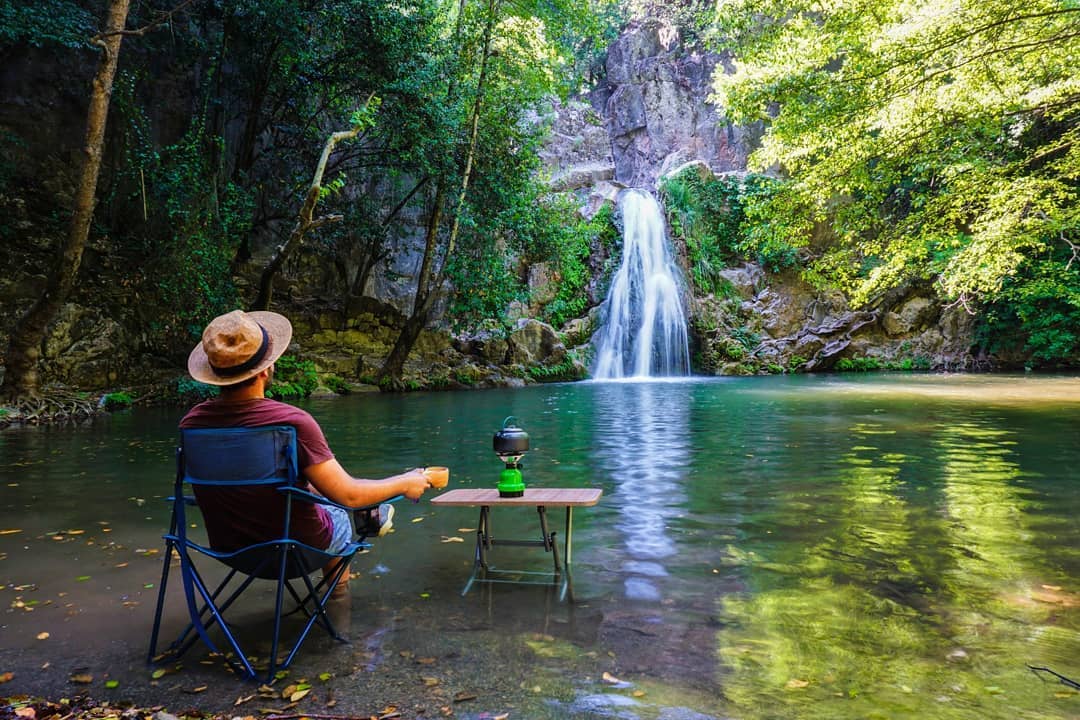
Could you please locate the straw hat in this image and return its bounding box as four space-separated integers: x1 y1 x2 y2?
187 310 293 386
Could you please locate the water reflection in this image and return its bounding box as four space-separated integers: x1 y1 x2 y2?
590 381 691 601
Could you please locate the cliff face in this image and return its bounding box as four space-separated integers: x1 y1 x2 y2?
545 19 983 373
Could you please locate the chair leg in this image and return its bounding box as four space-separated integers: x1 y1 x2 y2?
147 541 176 663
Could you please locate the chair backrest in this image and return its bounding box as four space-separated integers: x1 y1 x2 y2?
176 426 321 568
181 426 298 488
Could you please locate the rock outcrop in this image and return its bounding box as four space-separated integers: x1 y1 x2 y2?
601 19 760 188
691 265 980 374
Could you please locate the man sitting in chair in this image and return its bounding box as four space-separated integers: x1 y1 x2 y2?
180 309 432 612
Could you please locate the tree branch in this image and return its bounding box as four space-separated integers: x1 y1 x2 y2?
91 0 198 41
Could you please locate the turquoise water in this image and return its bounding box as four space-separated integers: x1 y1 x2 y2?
1 374 1079 718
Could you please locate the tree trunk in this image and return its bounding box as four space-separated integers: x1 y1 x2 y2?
378 178 446 383
377 0 498 386
0 0 131 400
249 119 371 310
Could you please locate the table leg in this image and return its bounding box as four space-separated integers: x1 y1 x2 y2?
462 505 491 597
561 507 575 602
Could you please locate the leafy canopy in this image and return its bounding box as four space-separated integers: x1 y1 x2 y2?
712 0 1080 309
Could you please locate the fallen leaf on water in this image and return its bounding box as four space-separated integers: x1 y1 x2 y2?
36 632 49 640
786 679 810 689
417 657 437 665
457 528 475 533
234 695 254 706
75 576 90 582
422 677 440 687
632 690 646 697
325 699 337 708
601 672 621 685
0 672 13 683
289 688 311 702
151 669 168 679
184 685 208 694
114 563 128 568
105 680 119 689
66 529 85 535
318 672 333 682
452 692 477 703
411 517 424 523
0 529 22 535
69 673 93 684
440 536 465 543
492 714 509 720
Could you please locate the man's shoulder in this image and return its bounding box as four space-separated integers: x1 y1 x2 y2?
180 398 318 428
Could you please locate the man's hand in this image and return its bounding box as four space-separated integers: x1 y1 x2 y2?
397 468 431 501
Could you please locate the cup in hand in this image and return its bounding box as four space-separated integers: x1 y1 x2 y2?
423 466 450 489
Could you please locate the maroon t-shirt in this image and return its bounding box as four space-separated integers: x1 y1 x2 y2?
179 398 336 551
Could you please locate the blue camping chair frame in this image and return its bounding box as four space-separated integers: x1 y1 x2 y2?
147 426 386 681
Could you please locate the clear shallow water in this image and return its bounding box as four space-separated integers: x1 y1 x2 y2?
1 374 1079 718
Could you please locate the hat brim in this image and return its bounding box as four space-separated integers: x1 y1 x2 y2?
187 311 293 386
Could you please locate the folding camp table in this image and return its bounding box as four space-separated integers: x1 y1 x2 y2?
431 487 602 601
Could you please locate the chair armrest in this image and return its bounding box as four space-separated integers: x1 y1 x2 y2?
278 486 404 512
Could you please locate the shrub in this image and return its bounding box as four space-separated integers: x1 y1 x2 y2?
266 356 319 400
100 391 133 411
324 375 350 395
176 377 218 403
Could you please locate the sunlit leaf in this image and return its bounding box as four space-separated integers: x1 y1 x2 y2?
36 632 49 640
0 529 22 535
69 673 93 684
105 680 119 689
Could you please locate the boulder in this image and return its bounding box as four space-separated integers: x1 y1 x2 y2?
42 303 129 388
506 319 565 365
882 296 935 336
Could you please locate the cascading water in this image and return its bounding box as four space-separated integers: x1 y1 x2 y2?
592 188 691 379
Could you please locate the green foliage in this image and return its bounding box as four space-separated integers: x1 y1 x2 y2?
533 200 619 329
176 377 218 403
835 355 932 372
0 0 94 49
975 256 1080 367
323 375 350 395
660 169 793 292
713 0 1080 311
266 356 319 400
527 358 585 383
100 391 133 411
147 125 250 347
835 357 883 372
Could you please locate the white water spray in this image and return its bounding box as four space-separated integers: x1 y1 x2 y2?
592 189 691 379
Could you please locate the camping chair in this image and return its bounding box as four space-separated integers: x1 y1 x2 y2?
147 426 390 681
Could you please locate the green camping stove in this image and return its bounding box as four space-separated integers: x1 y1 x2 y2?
493 417 529 497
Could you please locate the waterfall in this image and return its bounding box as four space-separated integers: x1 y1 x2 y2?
592 189 691 379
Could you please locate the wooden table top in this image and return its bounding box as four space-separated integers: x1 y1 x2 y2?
430 487 602 507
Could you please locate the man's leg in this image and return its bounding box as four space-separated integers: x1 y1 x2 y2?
354 503 395 538
322 506 354 595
